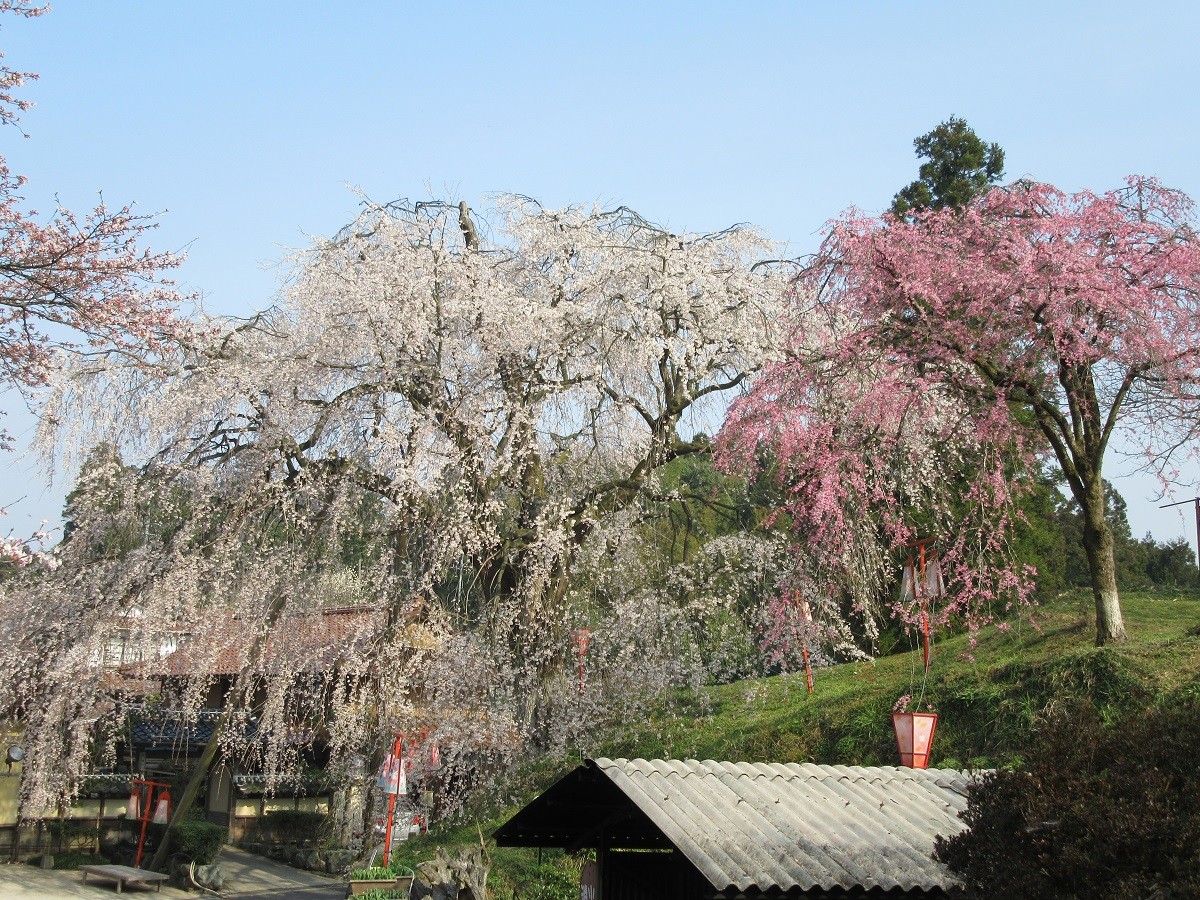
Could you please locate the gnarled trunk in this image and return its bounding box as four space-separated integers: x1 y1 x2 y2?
416 846 490 900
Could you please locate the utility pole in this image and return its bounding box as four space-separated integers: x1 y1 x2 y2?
1159 497 1200 585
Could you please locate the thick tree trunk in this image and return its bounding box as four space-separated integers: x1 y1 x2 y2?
147 709 229 872
148 580 296 871
1080 478 1128 646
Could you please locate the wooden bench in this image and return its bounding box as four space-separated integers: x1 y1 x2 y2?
80 864 170 893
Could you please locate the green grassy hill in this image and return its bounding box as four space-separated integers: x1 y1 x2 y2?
599 588 1200 769
392 588 1200 898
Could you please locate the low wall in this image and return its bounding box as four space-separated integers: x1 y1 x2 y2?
0 777 332 859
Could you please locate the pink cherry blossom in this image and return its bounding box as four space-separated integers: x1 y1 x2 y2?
721 177 1200 649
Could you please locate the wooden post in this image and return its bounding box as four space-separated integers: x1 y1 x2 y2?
134 782 152 868
382 734 403 867
147 710 228 873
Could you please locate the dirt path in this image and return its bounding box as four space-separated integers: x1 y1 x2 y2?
216 846 345 899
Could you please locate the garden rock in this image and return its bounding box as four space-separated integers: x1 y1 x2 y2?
326 849 357 873
194 862 226 891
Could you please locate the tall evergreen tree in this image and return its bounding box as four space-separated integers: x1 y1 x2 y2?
891 115 1005 217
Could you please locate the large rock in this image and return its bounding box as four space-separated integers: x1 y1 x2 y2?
194 863 226 891
167 860 190 890
325 849 357 873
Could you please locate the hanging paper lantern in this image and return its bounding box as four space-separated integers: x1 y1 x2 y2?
375 754 396 791
127 787 140 820
376 753 407 794
152 788 171 824
892 711 938 768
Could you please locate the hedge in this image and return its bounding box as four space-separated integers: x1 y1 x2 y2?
169 820 227 865
262 809 328 844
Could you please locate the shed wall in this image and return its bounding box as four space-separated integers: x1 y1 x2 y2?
601 848 712 900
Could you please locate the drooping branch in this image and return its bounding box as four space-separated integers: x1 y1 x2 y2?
19 194 791 812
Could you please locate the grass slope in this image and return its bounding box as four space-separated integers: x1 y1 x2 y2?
395 589 1200 898
606 588 1200 769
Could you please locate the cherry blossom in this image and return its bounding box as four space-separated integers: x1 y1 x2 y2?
721 177 1200 647
12 196 792 820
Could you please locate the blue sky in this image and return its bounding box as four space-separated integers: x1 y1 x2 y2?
2 1 1198 543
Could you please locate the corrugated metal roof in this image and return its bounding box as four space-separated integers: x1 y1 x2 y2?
592 758 971 895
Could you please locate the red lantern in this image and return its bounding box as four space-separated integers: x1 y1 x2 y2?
152 789 171 824
892 711 938 768
572 628 591 656
130 777 171 868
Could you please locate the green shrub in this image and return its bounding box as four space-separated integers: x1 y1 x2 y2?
168 820 227 865
51 851 108 869
262 809 327 844
935 699 1200 898
479 848 584 900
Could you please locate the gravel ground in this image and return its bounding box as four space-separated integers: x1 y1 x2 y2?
0 862 191 898
0 846 347 899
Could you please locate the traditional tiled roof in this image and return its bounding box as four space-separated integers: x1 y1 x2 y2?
130 717 219 751
496 757 975 896
154 605 384 677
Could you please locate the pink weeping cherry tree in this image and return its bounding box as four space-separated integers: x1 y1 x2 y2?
720 177 1200 648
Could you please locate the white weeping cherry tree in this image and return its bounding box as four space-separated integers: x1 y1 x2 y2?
3 196 793 834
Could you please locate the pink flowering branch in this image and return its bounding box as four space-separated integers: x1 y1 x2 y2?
0 5 189 404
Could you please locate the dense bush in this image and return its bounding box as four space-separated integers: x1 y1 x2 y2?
44 820 100 852
935 700 1200 898
261 809 327 845
169 820 227 865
